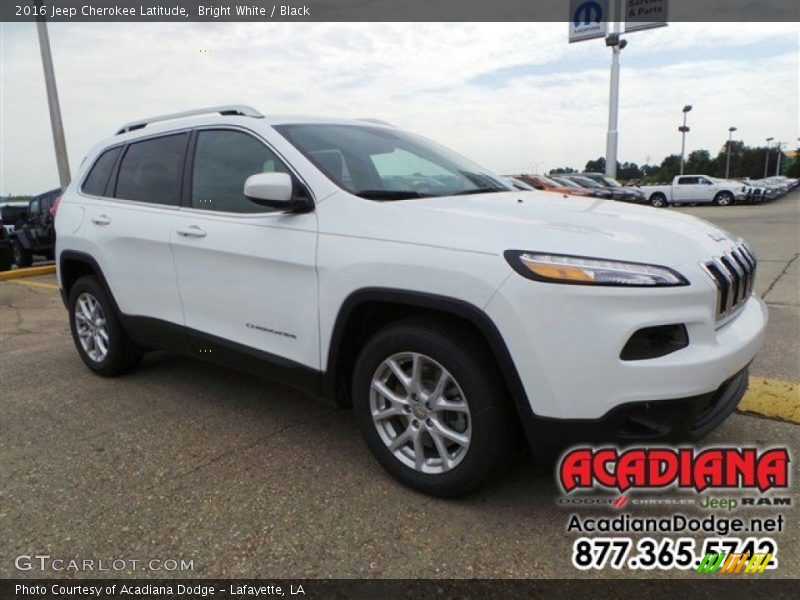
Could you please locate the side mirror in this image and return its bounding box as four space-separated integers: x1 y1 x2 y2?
244 172 294 208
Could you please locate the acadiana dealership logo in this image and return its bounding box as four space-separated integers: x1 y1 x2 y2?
558 447 790 494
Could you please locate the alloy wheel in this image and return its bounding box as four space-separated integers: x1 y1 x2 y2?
370 352 471 474
74 292 109 362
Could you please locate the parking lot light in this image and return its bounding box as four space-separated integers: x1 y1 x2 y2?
679 105 692 175
765 137 774 178
725 126 737 179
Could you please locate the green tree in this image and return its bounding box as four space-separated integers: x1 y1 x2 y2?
584 157 606 173
658 154 682 182
685 149 713 175
549 167 577 175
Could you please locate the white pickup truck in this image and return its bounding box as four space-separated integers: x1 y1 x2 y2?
639 175 747 208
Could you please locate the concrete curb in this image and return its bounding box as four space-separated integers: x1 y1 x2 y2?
0 265 56 281
739 377 800 425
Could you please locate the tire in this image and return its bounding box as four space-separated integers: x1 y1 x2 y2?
11 240 32 267
0 245 12 271
68 275 142 376
649 193 667 208
352 318 515 498
714 191 734 206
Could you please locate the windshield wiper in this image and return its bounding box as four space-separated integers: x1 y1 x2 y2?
354 190 428 200
449 187 508 196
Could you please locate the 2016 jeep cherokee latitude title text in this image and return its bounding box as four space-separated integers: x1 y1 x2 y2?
56 105 768 497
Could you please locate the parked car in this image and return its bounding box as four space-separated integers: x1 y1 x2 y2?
56 105 767 497
559 175 615 199
512 174 595 197
579 172 647 204
0 220 13 271
0 200 30 232
10 188 59 267
502 176 537 191
639 175 747 208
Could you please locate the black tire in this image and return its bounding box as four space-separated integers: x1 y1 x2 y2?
352 318 515 498
0 245 12 272
11 240 32 267
649 193 667 208
714 191 734 206
68 275 142 376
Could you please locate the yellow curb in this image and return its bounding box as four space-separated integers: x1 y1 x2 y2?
0 265 56 281
7 279 59 290
739 377 800 424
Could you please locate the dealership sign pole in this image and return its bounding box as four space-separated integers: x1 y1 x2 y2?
34 0 71 190
570 0 668 180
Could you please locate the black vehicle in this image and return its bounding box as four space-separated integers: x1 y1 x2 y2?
11 188 59 267
579 172 647 204
559 175 616 199
0 219 12 271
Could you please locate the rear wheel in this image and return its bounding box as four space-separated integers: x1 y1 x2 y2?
68 276 142 376
11 241 32 267
649 193 667 208
352 319 515 497
714 191 734 206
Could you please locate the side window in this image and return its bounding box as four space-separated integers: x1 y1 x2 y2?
30 199 41 216
191 129 290 213
677 177 697 185
115 134 188 206
82 146 122 196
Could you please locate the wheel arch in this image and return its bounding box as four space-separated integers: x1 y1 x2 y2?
59 251 121 315
324 288 531 417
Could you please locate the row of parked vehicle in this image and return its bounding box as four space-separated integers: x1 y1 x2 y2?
507 172 798 208
0 188 59 271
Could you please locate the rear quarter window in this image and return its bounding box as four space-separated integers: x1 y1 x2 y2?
82 146 123 196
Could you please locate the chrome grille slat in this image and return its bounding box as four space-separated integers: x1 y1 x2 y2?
703 243 757 323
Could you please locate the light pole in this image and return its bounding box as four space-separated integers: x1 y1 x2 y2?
725 126 737 179
604 26 626 180
764 137 774 178
35 0 71 190
678 105 692 175
775 142 785 176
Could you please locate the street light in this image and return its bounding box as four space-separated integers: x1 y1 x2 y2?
764 137 774 178
725 126 737 179
679 105 692 175
775 142 785 176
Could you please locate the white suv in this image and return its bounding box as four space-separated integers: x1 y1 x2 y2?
56 105 768 497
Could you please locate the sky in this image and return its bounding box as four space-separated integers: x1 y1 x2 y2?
0 21 798 194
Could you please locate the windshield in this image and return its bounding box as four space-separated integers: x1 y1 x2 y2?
275 123 510 200
601 176 622 187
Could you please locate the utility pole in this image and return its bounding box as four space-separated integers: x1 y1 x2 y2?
725 126 737 179
764 137 774 178
604 1 624 180
775 142 785 176
35 0 71 191
678 105 692 175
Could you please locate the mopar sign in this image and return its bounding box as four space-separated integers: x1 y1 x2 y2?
569 0 608 43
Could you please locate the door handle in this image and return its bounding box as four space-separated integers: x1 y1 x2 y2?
91 214 111 226
176 225 207 238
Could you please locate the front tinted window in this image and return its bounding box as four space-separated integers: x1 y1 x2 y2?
191 130 289 213
115 134 187 205
82 146 122 196
276 124 508 200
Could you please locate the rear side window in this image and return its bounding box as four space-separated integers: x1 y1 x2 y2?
82 146 122 196
115 134 188 205
191 129 290 213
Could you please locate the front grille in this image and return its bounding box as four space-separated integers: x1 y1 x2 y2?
703 244 757 322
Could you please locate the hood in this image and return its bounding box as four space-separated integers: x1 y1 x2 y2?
345 190 744 271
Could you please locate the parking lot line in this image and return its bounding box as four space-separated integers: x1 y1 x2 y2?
740 376 800 424
0 264 56 280
6 279 59 290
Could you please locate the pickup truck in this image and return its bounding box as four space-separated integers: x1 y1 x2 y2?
639 175 747 208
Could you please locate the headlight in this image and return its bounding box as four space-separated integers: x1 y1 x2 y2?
504 251 689 287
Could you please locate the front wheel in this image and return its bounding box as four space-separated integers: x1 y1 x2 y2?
649 193 668 208
352 319 515 497
714 191 734 206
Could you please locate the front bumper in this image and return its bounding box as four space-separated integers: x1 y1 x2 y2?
521 366 750 460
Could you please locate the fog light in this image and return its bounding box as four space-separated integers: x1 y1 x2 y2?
620 324 688 361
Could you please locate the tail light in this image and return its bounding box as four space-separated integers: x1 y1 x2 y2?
50 195 62 217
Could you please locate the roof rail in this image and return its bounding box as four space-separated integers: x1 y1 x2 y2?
357 118 395 127
116 105 263 135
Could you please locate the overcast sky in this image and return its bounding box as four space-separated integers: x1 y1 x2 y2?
0 21 797 194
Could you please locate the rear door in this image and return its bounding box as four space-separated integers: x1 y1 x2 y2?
673 176 702 203
83 133 188 334
171 127 319 371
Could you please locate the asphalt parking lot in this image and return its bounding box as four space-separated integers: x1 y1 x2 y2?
1 192 798 579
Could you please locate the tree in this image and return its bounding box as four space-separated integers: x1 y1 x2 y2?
618 162 642 181
549 167 577 175
584 157 606 173
685 149 712 175
657 154 682 182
